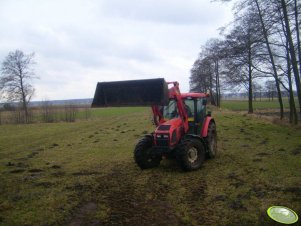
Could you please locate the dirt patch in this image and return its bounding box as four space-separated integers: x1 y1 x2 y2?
189 180 207 200
72 171 100 176
259 138 269 145
212 195 227 202
227 173 245 188
10 169 25 174
69 202 98 226
77 165 181 226
252 158 262 162
65 183 93 194
228 199 247 211
256 152 270 157
28 168 43 173
27 151 39 158
5 162 15 167
51 165 61 169
50 143 59 149
291 146 301 155
16 162 29 168
51 171 66 177
283 186 301 201
34 182 54 188
250 185 266 199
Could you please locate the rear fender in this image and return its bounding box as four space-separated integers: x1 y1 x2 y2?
201 117 215 137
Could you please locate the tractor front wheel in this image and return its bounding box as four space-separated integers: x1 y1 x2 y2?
134 136 161 169
176 138 206 171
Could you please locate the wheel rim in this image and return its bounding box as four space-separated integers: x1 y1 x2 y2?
187 147 198 163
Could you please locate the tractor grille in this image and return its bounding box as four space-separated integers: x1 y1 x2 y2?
156 139 169 147
155 133 169 147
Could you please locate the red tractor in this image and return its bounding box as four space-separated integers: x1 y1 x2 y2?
92 78 217 171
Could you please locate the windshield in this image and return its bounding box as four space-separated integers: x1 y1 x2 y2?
162 99 178 119
184 99 194 117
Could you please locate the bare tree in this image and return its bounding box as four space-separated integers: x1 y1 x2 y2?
190 57 216 105
41 100 55 123
280 0 301 114
265 80 277 101
190 38 224 106
0 50 37 123
222 7 266 113
63 103 78 122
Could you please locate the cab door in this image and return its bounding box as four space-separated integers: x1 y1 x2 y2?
184 98 206 135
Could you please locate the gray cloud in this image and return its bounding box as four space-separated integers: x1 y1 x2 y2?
0 0 233 100
101 0 228 25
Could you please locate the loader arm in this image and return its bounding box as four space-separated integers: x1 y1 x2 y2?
167 82 189 133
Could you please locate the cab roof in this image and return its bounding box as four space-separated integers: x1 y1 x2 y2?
180 93 209 98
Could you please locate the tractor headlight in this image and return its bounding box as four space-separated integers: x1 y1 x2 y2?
156 134 169 139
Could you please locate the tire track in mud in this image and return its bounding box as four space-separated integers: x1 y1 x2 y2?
68 162 210 226
180 175 209 225
95 164 180 226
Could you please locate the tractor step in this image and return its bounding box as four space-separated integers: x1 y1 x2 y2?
91 78 169 107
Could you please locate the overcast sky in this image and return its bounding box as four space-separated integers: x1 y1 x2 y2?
0 0 233 101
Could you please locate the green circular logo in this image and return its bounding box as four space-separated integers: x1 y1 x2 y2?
267 206 298 224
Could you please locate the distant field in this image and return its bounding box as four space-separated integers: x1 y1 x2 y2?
0 107 300 225
221 99 291 111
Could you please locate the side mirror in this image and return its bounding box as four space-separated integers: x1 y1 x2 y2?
202 99 207 105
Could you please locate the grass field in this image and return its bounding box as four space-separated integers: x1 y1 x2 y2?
221 99 292 111
0 107 301 225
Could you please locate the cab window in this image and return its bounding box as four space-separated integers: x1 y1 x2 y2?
184 99 194 118
163 99 178 119
197 98 206 121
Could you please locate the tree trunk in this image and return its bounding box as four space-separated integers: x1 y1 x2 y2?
19 75 28 123
294 0 301 79
247 32 253 114
209 65 215 105
281 0 301 114
254 0 284 119
287 47 298 124
248 60 253 113
215 60 221 107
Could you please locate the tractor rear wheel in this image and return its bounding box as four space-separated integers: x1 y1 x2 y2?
176 138 206 171
206 122 217 158
134 136 161 169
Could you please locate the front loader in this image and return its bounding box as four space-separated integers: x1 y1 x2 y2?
92 78 217 171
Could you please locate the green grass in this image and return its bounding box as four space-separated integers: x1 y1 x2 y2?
222 99 291 111
0 107 301 225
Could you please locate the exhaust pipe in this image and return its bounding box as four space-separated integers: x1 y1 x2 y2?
91 78 169 107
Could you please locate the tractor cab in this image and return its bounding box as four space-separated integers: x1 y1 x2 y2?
181 93 208 135
161 93 208 135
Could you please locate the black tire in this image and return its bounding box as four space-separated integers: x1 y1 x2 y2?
206 122 217 158
176 138 206 171
134 136 161 169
